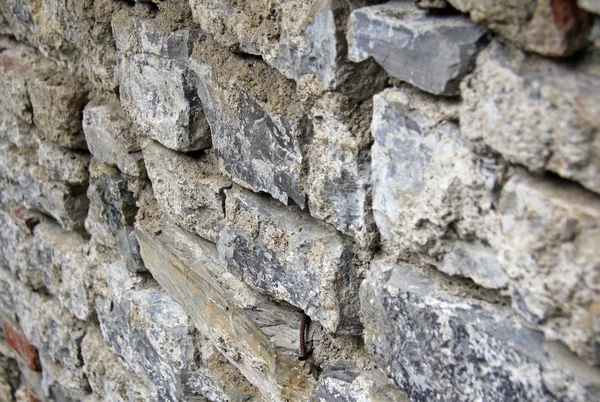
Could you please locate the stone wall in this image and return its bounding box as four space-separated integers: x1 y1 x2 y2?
0 0 599 401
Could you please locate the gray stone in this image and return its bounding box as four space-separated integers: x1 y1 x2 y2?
447 0 592 57
188 0 383 91
36 140 91 186
307 95 377 248
494 172 600 366
143 141 230 243
114 11 212 153
82 324 158 402
217 186 361 334
371 87 504 286
82 99 145 177
0 9 11 35
316 365 409 402
0 107 37 149
0 140 89 231
348 3 487 96
360 260 600 402
414 0 449 9
190 35 310 207
461 42 600 194
96 261 243 402
136 217 314 402
580 0 600 14
85 160 145 273
30 219 92 321
40 354 91 402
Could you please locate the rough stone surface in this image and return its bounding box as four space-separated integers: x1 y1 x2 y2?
348 3 488 96
371 87 505 286
461 42 600 194
0 107 37 149
361 260 600 402
218 186 361 334
580 0 600 13
114 11 212 153
447 0 592 57
190 34 310 208
35 140 91 185
82 99 145 177
316 365 409 402
85 160 145 273
0 140 89 231
188 0 383 91
137 216 314 402
143 141 230 243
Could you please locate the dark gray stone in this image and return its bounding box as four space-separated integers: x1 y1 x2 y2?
361 260 600 402
217 187 361 334
348 3 487 95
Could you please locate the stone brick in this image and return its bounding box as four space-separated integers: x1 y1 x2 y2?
448 0 592 57
461 42 600 194
307 95 377 248
114 11 211 153
85 160 145 273
361 260 600 401
0 107 37 149
143 141 230 243
494 172 600 365
35 140 90 185
2 319 41 372
371 87 506 287
316 365 409 402
0 140 89 231
348 3 487 96
218 186 361 334
27 72 88 149
188 0 383 91
190 34 310 207
137 217 315 402
82 99 145 177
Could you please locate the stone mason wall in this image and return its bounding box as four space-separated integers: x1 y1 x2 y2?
0 0 599 401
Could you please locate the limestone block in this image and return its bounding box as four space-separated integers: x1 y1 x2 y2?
30 219 92 321
580 0 600 13
371 87 505 287
143 141 230 243
0 107 37 149
316 365 409 402
360 260 600 401
0 141 89 231
85 160 145 273
190 35 310 207
447 0 592 57
0 37 53 124
495 172 600 365
461 42 600 194
218 186 361 334
82 100 145 177
307 95 377 247
348 3 487 96
82 324 158 402
36 140 90 186
27 72 88 149
137 218 315 402
188 0 382 90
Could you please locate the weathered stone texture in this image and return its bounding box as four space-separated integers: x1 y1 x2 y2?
143 141 230 243
361 260 600 402
114 11 212 153
0 107 37 149
35 140 90 186
218 187 361 334
348 3 488 96
190 34 310 208
137 216 314 402
580 0 600 13
461 42 600 194
82 99 145 178
447 0 593 57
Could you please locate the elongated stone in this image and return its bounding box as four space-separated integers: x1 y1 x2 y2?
348 3 487 95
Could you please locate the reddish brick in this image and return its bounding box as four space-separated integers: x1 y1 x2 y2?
3 319 41 372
